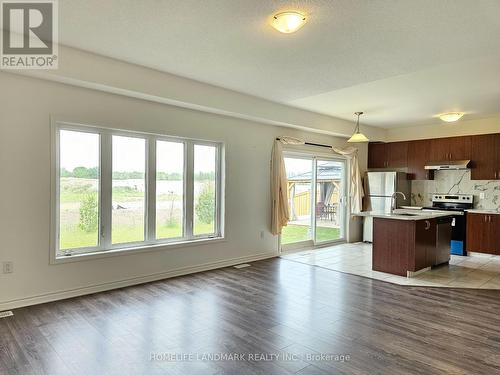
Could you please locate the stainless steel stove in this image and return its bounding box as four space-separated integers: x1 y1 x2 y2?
424 194 474 255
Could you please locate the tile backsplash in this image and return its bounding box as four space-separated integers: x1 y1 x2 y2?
410 170 500 211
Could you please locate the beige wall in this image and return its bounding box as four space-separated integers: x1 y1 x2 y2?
0 72 366 309
14 46 386 141
385 115 500 142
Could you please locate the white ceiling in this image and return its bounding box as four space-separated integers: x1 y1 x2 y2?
59 0 500 128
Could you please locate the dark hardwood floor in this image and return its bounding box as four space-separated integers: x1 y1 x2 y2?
2 257 500 375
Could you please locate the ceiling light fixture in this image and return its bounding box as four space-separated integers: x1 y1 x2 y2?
347 112 369 143
271 11 306 33
439 112 465 122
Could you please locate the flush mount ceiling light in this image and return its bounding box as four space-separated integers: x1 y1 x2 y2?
271 11 306 33
439 112 465 122
347 112 369 143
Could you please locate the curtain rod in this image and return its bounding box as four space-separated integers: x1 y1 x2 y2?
275 138 332 149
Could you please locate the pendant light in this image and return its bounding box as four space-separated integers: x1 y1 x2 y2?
347 112 369 143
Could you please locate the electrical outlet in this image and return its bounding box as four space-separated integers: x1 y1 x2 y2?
2 262 13 274
479 192 485 199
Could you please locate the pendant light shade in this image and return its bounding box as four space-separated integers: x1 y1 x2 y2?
347 112 369 143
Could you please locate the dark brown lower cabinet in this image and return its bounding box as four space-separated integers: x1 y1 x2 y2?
373 217 442 276
466 213 500 255
413 218 436 272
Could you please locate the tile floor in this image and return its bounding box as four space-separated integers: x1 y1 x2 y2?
281 242 500 289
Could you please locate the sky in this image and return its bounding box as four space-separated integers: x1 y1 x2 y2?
284 157 312 178
60 130 216 173
60 130 99 170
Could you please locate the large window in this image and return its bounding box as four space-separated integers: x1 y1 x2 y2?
194 144 217 236
58 130 100 250
112 135 146 244
53 123 223 258
156 140 184 240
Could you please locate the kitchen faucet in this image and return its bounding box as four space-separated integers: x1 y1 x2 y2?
391 192 407 213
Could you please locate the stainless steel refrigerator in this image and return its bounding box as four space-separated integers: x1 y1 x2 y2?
363 171 410 242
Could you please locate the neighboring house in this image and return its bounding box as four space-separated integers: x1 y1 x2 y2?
287 165 342 221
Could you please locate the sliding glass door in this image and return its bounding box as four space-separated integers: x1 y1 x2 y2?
281 157 313 246
314 159 345 243
281 155 346 250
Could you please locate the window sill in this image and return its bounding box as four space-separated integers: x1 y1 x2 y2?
51 237 226 265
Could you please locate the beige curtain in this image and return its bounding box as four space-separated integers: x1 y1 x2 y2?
270 139 291 235
332 146 364 214
279 136 305 146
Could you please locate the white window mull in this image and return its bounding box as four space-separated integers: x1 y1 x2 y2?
270 137 364 236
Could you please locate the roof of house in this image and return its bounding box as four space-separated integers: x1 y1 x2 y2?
287 165 342 182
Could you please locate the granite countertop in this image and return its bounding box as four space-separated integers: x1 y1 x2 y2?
466 209 500 215
354 209 454 221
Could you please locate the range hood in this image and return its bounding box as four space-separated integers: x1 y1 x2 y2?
424 160 470 170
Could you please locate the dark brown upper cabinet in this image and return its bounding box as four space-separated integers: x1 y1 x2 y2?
368 142 408 169
386 142 408 168
407 140 433 180
368 143 387 168
428 136 471 161
470 134 500 180
368 133 499 181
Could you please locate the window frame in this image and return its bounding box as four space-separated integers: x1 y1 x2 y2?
50 120 224 263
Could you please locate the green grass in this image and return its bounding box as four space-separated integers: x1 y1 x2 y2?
281 224 341 245
58 177 214 252
60 222 215 251
60 226 98 249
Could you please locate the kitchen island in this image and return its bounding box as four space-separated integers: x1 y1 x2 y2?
359 210 454 277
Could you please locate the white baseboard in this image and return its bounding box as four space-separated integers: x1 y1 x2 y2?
0 252 276 311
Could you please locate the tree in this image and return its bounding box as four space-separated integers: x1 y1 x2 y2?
195 183 215 224
79 193 98 232
60 168 72 177
73 166 98 179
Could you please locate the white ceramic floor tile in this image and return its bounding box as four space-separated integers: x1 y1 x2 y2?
479 262 500 272
281 243 500 289
479 276 500 289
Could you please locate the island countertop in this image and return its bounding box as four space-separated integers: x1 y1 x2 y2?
465 209 500 215
354 209 454 221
